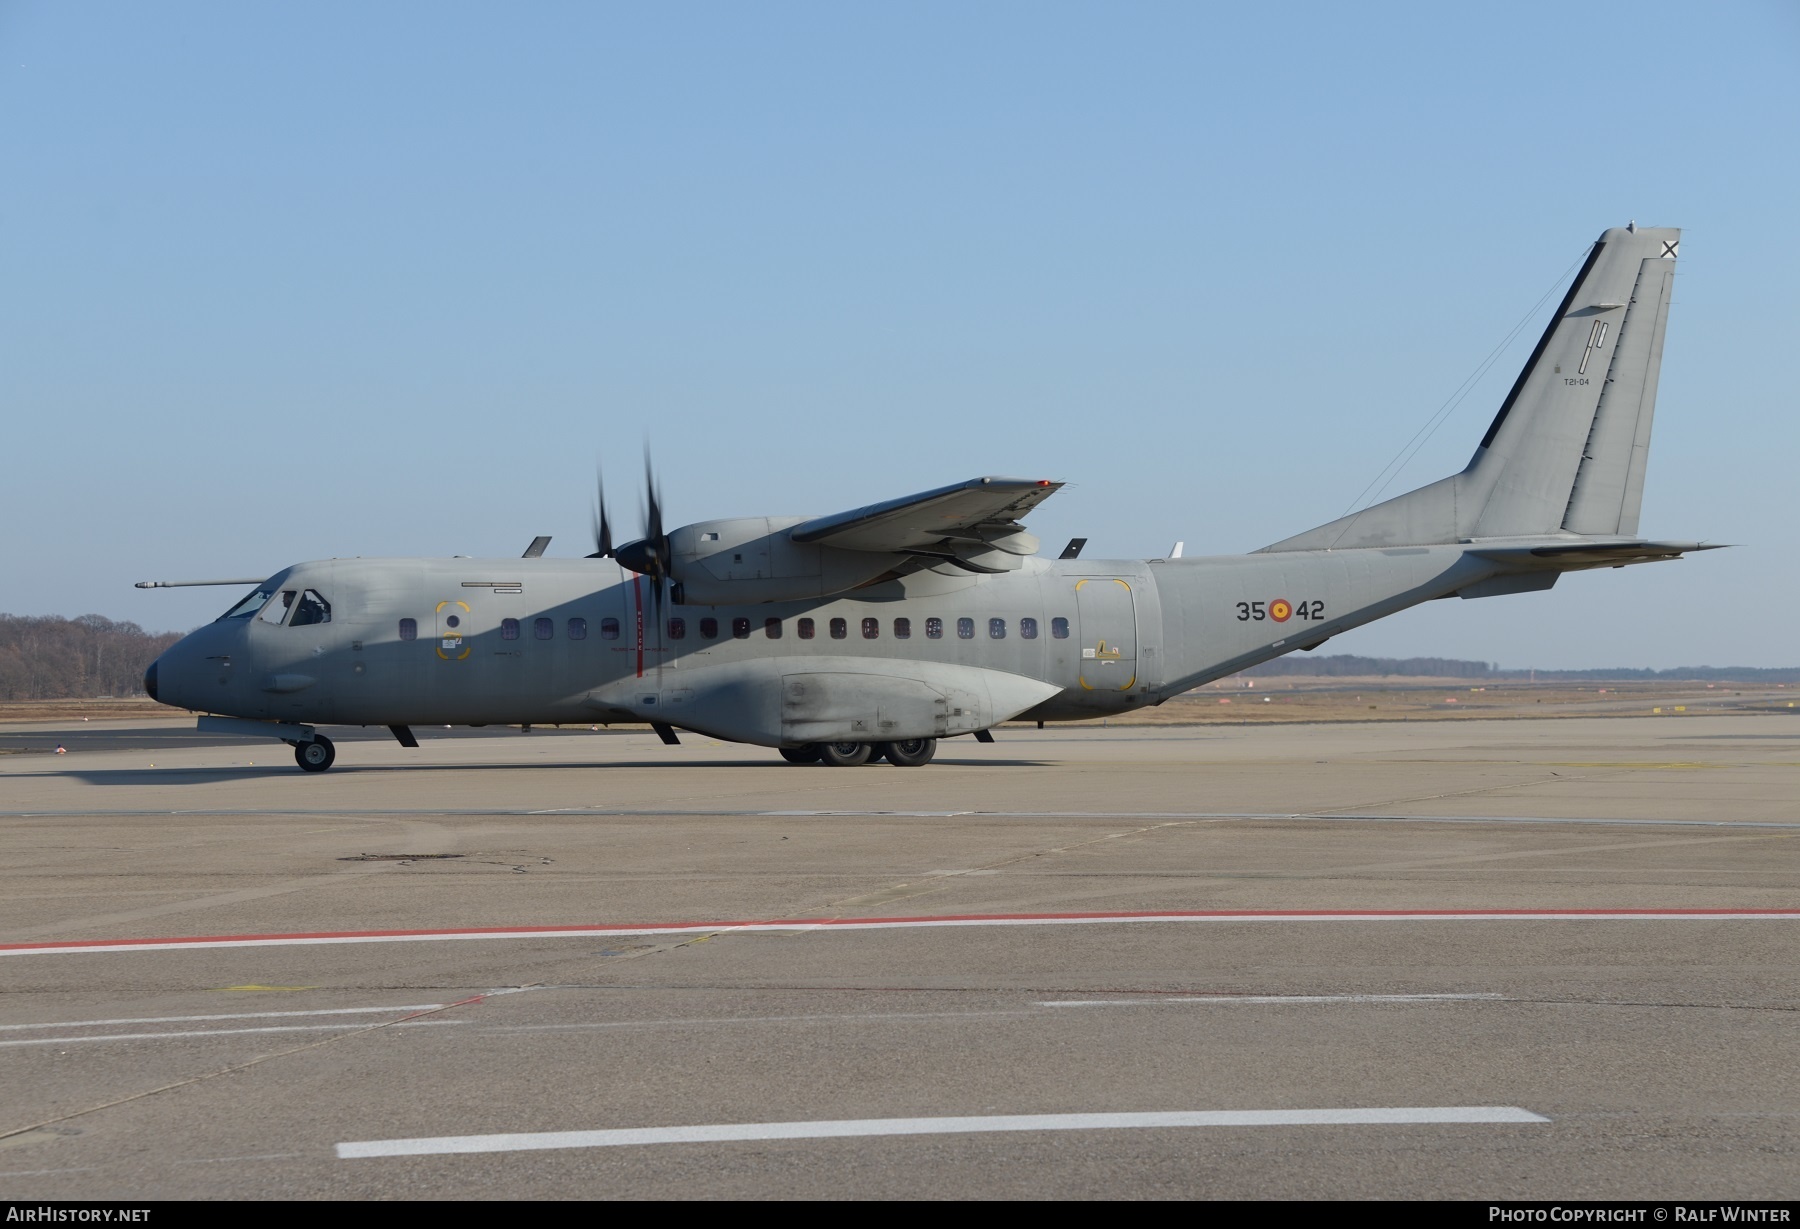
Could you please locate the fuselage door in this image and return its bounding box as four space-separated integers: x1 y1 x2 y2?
435 600 472 662
1074 578 1137 691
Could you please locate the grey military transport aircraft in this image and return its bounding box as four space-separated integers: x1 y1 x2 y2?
142 224 1712 772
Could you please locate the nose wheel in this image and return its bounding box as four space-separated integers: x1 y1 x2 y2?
294 735 337 773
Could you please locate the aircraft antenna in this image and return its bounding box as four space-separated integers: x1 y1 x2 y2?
1332 245 1590 527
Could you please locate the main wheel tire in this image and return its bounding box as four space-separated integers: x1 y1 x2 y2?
779 745 822 764
882 737 936 767
295 735 336 773
816 741 873 767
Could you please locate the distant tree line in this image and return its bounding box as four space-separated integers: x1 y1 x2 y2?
0 614 182 701
1240 654 1800 683
1241 654 1502 678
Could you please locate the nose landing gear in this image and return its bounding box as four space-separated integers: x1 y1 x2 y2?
293 735 337 773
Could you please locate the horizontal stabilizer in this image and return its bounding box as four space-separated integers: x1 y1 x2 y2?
1469 538 1724 570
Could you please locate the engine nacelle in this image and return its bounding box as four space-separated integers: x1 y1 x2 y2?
667 518 899 605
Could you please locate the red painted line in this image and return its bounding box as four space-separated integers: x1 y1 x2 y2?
2 908 1797 958
632 574 644 679
397 993 485 1022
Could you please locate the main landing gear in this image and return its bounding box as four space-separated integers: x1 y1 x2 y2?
293 735 336 773
779 738 939 767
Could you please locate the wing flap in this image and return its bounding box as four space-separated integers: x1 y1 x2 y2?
790 477 1062 554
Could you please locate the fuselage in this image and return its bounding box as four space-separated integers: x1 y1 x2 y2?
149 545 1503 745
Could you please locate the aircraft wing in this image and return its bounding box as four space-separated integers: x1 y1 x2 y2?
790 477 1063 554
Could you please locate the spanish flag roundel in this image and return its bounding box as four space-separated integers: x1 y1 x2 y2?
1270 599 1292 623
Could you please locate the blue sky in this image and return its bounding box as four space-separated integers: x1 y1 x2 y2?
3 2 1796 668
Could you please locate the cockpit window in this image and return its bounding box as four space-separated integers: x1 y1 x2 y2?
290 590 331 626
218 587 277 621
258 591 296 625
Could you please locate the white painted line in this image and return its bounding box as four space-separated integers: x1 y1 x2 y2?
8 909 1796 958
9 807 1794 830
338 1106 1550 1158
1039 993 1506 1007
479 1009 1033 1035
0 1005 448 1032
763 810 974 817
174 1153 307 1166
0 1020 466 1048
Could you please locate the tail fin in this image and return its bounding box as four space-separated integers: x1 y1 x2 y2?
1264 224 1679 551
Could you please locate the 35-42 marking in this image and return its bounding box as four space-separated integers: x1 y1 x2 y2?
1236 599 1323 623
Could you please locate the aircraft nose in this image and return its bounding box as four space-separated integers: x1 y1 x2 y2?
143 659 159 702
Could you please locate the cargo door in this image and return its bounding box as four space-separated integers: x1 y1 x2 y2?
1074 578 1137 691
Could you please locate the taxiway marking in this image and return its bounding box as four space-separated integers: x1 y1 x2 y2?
1038 992 1506 1007
0 1005 449 1032
3 909 1796 958
337 1106 1551 1158
0 1020 466 1048
4 808 1796 829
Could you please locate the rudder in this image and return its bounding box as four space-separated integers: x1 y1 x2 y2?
1470 224 1679 538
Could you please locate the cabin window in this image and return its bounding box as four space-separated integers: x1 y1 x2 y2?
667 617 686 640
989 617 1006 639
568 618 587 640
861 617 879 639
1020 617 1038 639
798 617 815 639
501 618 520 641
1051 617 1070 639
763 618 780 638
700 617 719 639
291 590 331 627
601 617 620 640
732 617 751 639
259 591 295 625
925 617 943 639
534 617 554 640
894 617 911 639
399 617 417 641
957 617 975 640
219 587 277 621
830 617 847 639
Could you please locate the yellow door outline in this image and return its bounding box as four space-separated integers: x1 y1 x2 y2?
435 600 472 661
1074 578 1136 691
